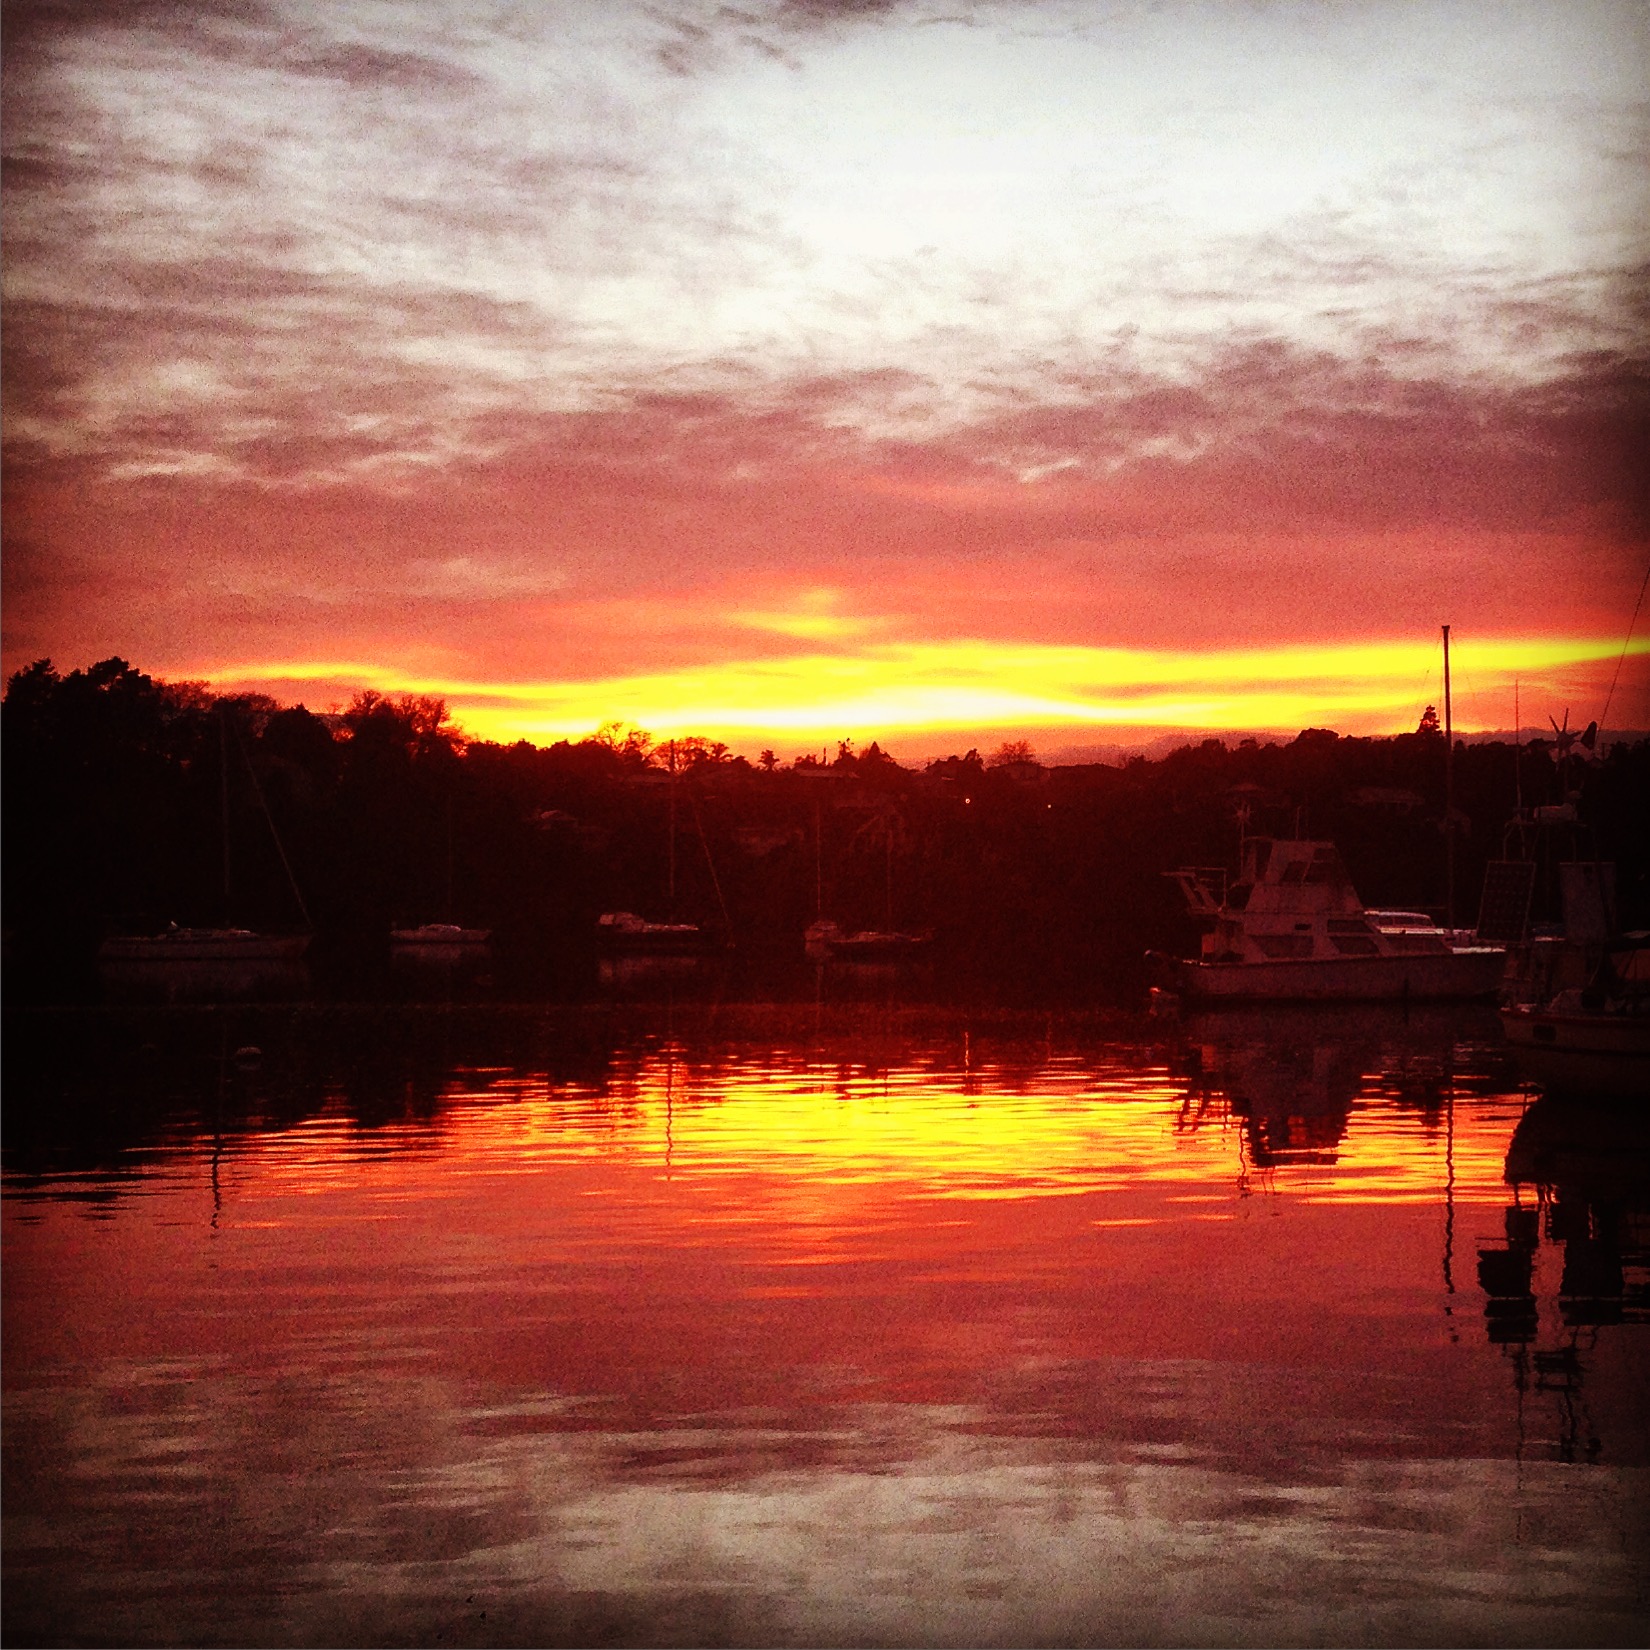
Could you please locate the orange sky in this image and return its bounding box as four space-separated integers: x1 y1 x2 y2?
3 0 1647 756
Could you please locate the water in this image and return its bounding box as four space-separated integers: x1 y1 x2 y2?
4 1001 1646 1647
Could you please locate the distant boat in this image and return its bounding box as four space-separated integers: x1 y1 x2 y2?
98 706 311 972
803 799 928 961
1152 836 1507 1002
596 910 713 952
1501 933 1650 1098
804 919 931 960
100 926 310 963
595 742 729 954
389 921 491 985
390 923 491 949
391 793 492 959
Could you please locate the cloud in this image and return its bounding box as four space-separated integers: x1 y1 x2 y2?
3 0 1646 732
401 556 567 601
6 0 1645 485
3 0 483 91
726 586 886 639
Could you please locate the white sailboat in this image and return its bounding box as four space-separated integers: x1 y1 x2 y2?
596 743 727 953
390 921 491 952
804 918 931 959
803 801 930 960
1501 933 1650 1097
391 794 490 957
99 706 311 971
595 910 709 951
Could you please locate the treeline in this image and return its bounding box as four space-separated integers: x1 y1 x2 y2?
5 657 1648 1001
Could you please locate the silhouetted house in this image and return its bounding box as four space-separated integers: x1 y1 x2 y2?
994 759 1049 787
793 765 878 809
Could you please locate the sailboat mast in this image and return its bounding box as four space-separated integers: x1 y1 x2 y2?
1443 624 1455 930
885 824 893 930
219 703 233 922
445 789 455 924
667 740 678 915
1514 679 1522 819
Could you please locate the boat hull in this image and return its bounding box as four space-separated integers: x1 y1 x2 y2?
809 934 930 961
99 932 311 963
391 927 491 949
597 914 713 953
1168 947 1506 1002
1501 1006 1650 1099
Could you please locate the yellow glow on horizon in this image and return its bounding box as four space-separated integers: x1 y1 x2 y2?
199 633 1647 749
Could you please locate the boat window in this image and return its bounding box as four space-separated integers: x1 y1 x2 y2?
1304 847 1350 885
1331 936 1379 956
1256 934 1313 959
1280 861 1308 884
1327 917 1371 934
1226 882 1252 911
1390 933 1447 955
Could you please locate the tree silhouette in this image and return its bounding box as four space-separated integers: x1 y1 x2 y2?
6 656 1650 1005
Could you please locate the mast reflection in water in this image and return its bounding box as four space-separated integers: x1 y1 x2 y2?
3 1005 1645 1647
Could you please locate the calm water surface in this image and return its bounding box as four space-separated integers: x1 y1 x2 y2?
4 1001 1646 1647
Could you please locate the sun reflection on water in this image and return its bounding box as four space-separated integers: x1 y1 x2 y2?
207 1027 1518 1218
5 1008 1644 1649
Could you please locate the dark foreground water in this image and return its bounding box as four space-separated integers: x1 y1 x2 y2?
4 1000 1647 1647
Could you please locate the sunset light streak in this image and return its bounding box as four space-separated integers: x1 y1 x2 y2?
203 633 1649 753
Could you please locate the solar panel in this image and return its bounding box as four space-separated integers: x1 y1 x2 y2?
1477 859 1536 944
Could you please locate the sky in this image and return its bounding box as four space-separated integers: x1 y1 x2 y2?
3 0 1647 758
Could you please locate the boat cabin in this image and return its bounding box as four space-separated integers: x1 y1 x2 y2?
1168 838 1451 966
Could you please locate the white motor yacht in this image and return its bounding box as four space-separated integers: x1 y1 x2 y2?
1153 837 1506 1002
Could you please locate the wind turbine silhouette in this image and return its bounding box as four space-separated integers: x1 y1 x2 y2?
1548 708 1599 760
